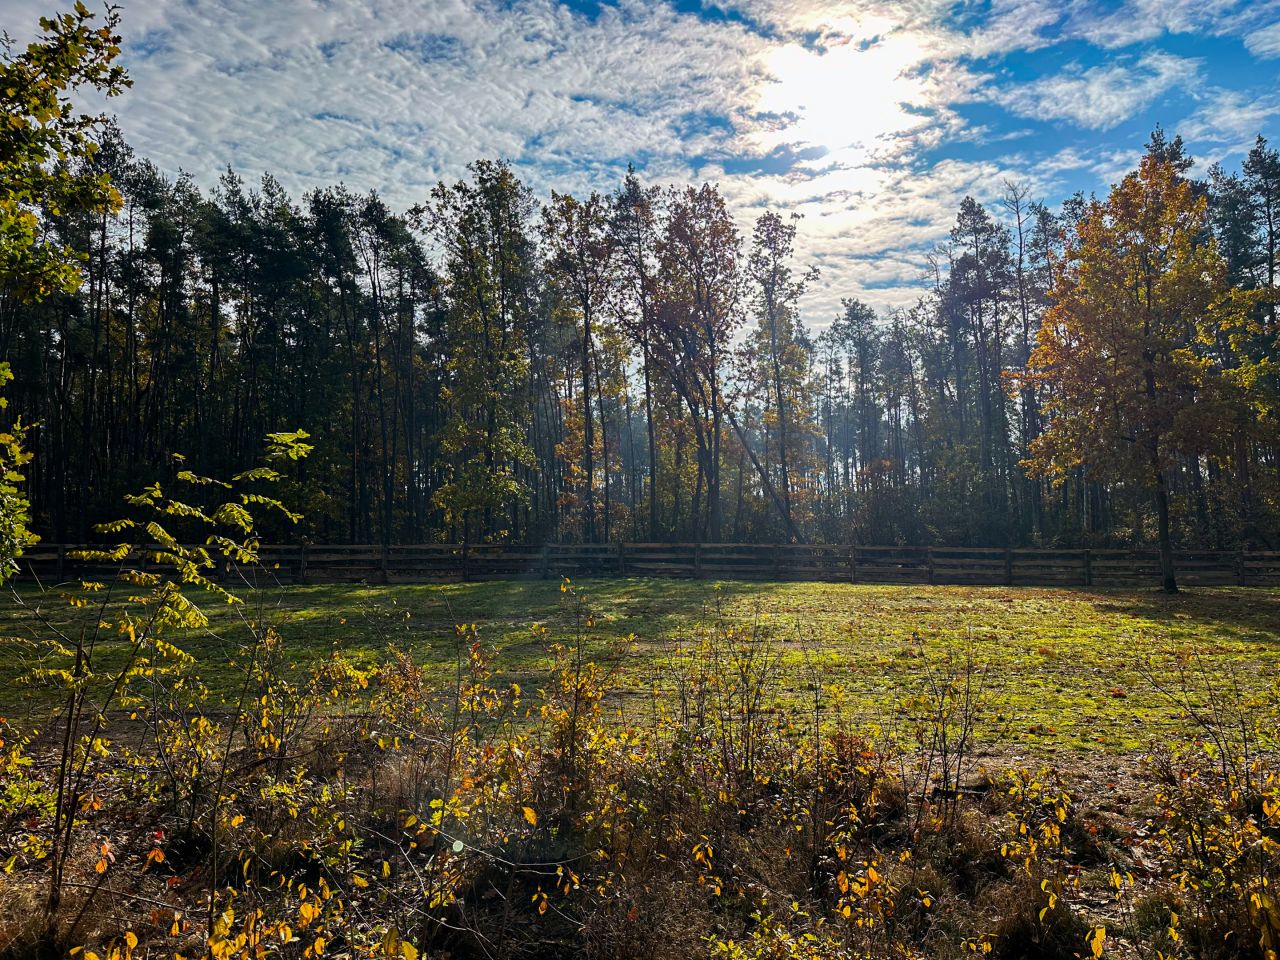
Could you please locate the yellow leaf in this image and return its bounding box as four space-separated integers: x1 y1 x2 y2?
1088 926 1105 959
522 806 538 827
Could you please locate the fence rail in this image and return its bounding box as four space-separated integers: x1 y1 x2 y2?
14 543 1280 588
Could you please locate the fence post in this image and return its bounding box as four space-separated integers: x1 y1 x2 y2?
1004 547 1013 586
850 544 858 583
57 544 66 582
694 543 703 579
297 543 307 584
773 544 781 579
381 544 390 584
461 542 469 582
617 541 626 577
1237 549 1246 586
927 547 935 585
1083 549 1092 587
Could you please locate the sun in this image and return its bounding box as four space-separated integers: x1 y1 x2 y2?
755 23 932 161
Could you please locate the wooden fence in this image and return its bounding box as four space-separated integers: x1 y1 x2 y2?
14 543 1280 588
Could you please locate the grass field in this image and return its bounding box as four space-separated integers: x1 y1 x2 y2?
3 578 1278 752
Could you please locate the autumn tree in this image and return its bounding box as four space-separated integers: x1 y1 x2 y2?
0 363 34 579
541 191 614 542
1023 153 1265 592
655 184 742 541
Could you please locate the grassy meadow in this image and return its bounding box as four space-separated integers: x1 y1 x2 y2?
5 577 1277 753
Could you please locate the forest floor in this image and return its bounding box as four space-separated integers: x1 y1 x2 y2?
3 579 1278 754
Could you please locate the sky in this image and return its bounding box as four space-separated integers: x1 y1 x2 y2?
8 0 1280 325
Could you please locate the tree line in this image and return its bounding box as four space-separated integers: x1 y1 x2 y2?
3 38 1278 557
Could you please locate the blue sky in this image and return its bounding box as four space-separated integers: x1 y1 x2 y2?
9 0 1280 323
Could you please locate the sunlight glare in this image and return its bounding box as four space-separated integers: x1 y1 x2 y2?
756 24 931 162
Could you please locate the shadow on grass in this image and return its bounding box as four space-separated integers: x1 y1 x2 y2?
3 579 1277 747
1086 586 1280 648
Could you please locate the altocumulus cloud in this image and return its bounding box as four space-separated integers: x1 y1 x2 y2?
991 52 1201 131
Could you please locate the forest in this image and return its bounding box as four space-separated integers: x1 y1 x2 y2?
4 108 1279 557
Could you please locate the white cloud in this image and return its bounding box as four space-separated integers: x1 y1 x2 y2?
1182 89 1280 142
1060 0 1262 49
990 52 1199 130
1246 21 1280 58
1175 89 1280 174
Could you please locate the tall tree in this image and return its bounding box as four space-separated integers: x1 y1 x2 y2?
655 184 741 541
541 191 614 542
1243 137 1280 328
425 161 537 541
611 169 663 539
745 211 816 538
947 196 1014 539
1022 153 1266 592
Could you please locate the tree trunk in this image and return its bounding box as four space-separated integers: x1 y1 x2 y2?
643 344 659 540
1154 465 1177 593
724 404 804 544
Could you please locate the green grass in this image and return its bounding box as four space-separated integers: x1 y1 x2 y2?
3 578 1278 752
